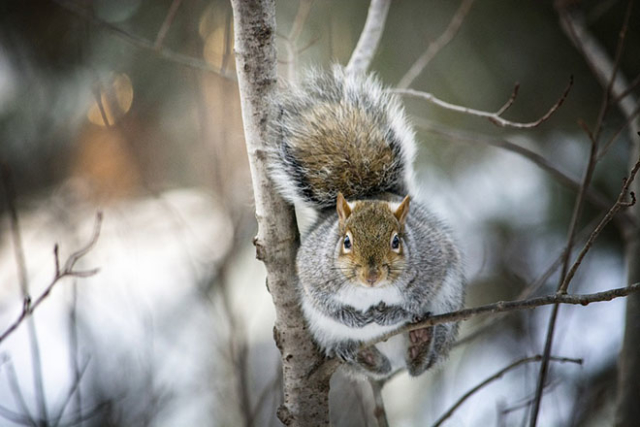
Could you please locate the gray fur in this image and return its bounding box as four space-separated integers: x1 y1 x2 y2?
268 65 416 208
297 195 465 378
268 67 465 379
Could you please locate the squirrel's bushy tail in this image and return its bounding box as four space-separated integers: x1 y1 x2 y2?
269 66 416 209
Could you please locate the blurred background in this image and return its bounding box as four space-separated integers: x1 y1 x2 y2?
0 0 638 426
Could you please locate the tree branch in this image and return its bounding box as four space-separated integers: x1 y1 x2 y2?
279 0 315 82
367 282 640 347
413 118 634 227
51 0 236 80
369 379 389 427
397 0 476 89
0 213 103 344
531 3 638 424
432 355 582 427
345 0 391 75
392 76 573 129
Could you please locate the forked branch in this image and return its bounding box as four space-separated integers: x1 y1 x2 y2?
432 355 582 427
391 76 573 129
0 213 103 344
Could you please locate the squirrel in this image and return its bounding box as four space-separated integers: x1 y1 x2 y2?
268 65 465 379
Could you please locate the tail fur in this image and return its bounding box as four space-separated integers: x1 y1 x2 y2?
269 66 416 209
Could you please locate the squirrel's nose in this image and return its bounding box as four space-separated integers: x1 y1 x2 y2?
365 269 379 286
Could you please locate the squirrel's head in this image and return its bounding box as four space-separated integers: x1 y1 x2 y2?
335 193 410 288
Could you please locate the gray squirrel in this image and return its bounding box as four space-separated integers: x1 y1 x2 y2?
268 66 465 379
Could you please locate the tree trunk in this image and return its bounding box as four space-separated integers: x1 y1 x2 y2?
229 1 331 426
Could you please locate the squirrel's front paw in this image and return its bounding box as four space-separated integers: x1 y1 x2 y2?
370 303 411 325
411 311 431 324
333 341 360 363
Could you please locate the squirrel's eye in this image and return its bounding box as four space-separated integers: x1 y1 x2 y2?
343 233 352 252
391 233 401 252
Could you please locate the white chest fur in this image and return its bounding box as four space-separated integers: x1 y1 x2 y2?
301 284 408 350
334 284 405 311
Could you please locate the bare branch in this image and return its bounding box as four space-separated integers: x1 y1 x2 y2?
369 379 389 427
392 76 573 129
455 214 602 348
608 72 640 108
597 104 640 161
62 212 103 274
51 357 91 427
51 0 236 80
558 3 638 127
3 358 35 425
279 0 315 82
2 163 48 422
0 213 103 344
495 83 520 116
346 0 392 75
307 279 640 383
531 4 637 424
560 156 640 292
397 0 476 89
432 355 582 427
367 282 640 347
0 404 32 426
414 119 633 228
153 0 184 49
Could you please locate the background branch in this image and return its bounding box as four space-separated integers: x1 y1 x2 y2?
368 282 640 347
393 76 572 129
0 213 103 344
397 0 476 89
432 355 582 427
414 119 631 226
345 0 391 75
52 0 236 80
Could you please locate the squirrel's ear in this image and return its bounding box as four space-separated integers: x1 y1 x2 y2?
336 192 352 224
394 195 411 225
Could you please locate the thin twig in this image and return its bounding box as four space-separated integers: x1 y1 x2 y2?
221 6 234 76
154 0 184 49
560 156 640 291
431 355 582 427
4 358 35 425
397 0 476 89
372 282 640 346
500 380 561 417
597 104 640 160
51 0 236 80
0 213 103 344
392 76 573 129
2 163 49 424
495 83 520 116
315 282 640 376
414 119 632 227
455 214 601 348
530 4 635 425
608 72 640 108
51 357 91 427
346 0 392 75
558 3 637 124
280 0 315 82
0 404 32 426
369 379 389 427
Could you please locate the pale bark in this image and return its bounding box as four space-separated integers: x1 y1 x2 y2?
229 1 331 425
